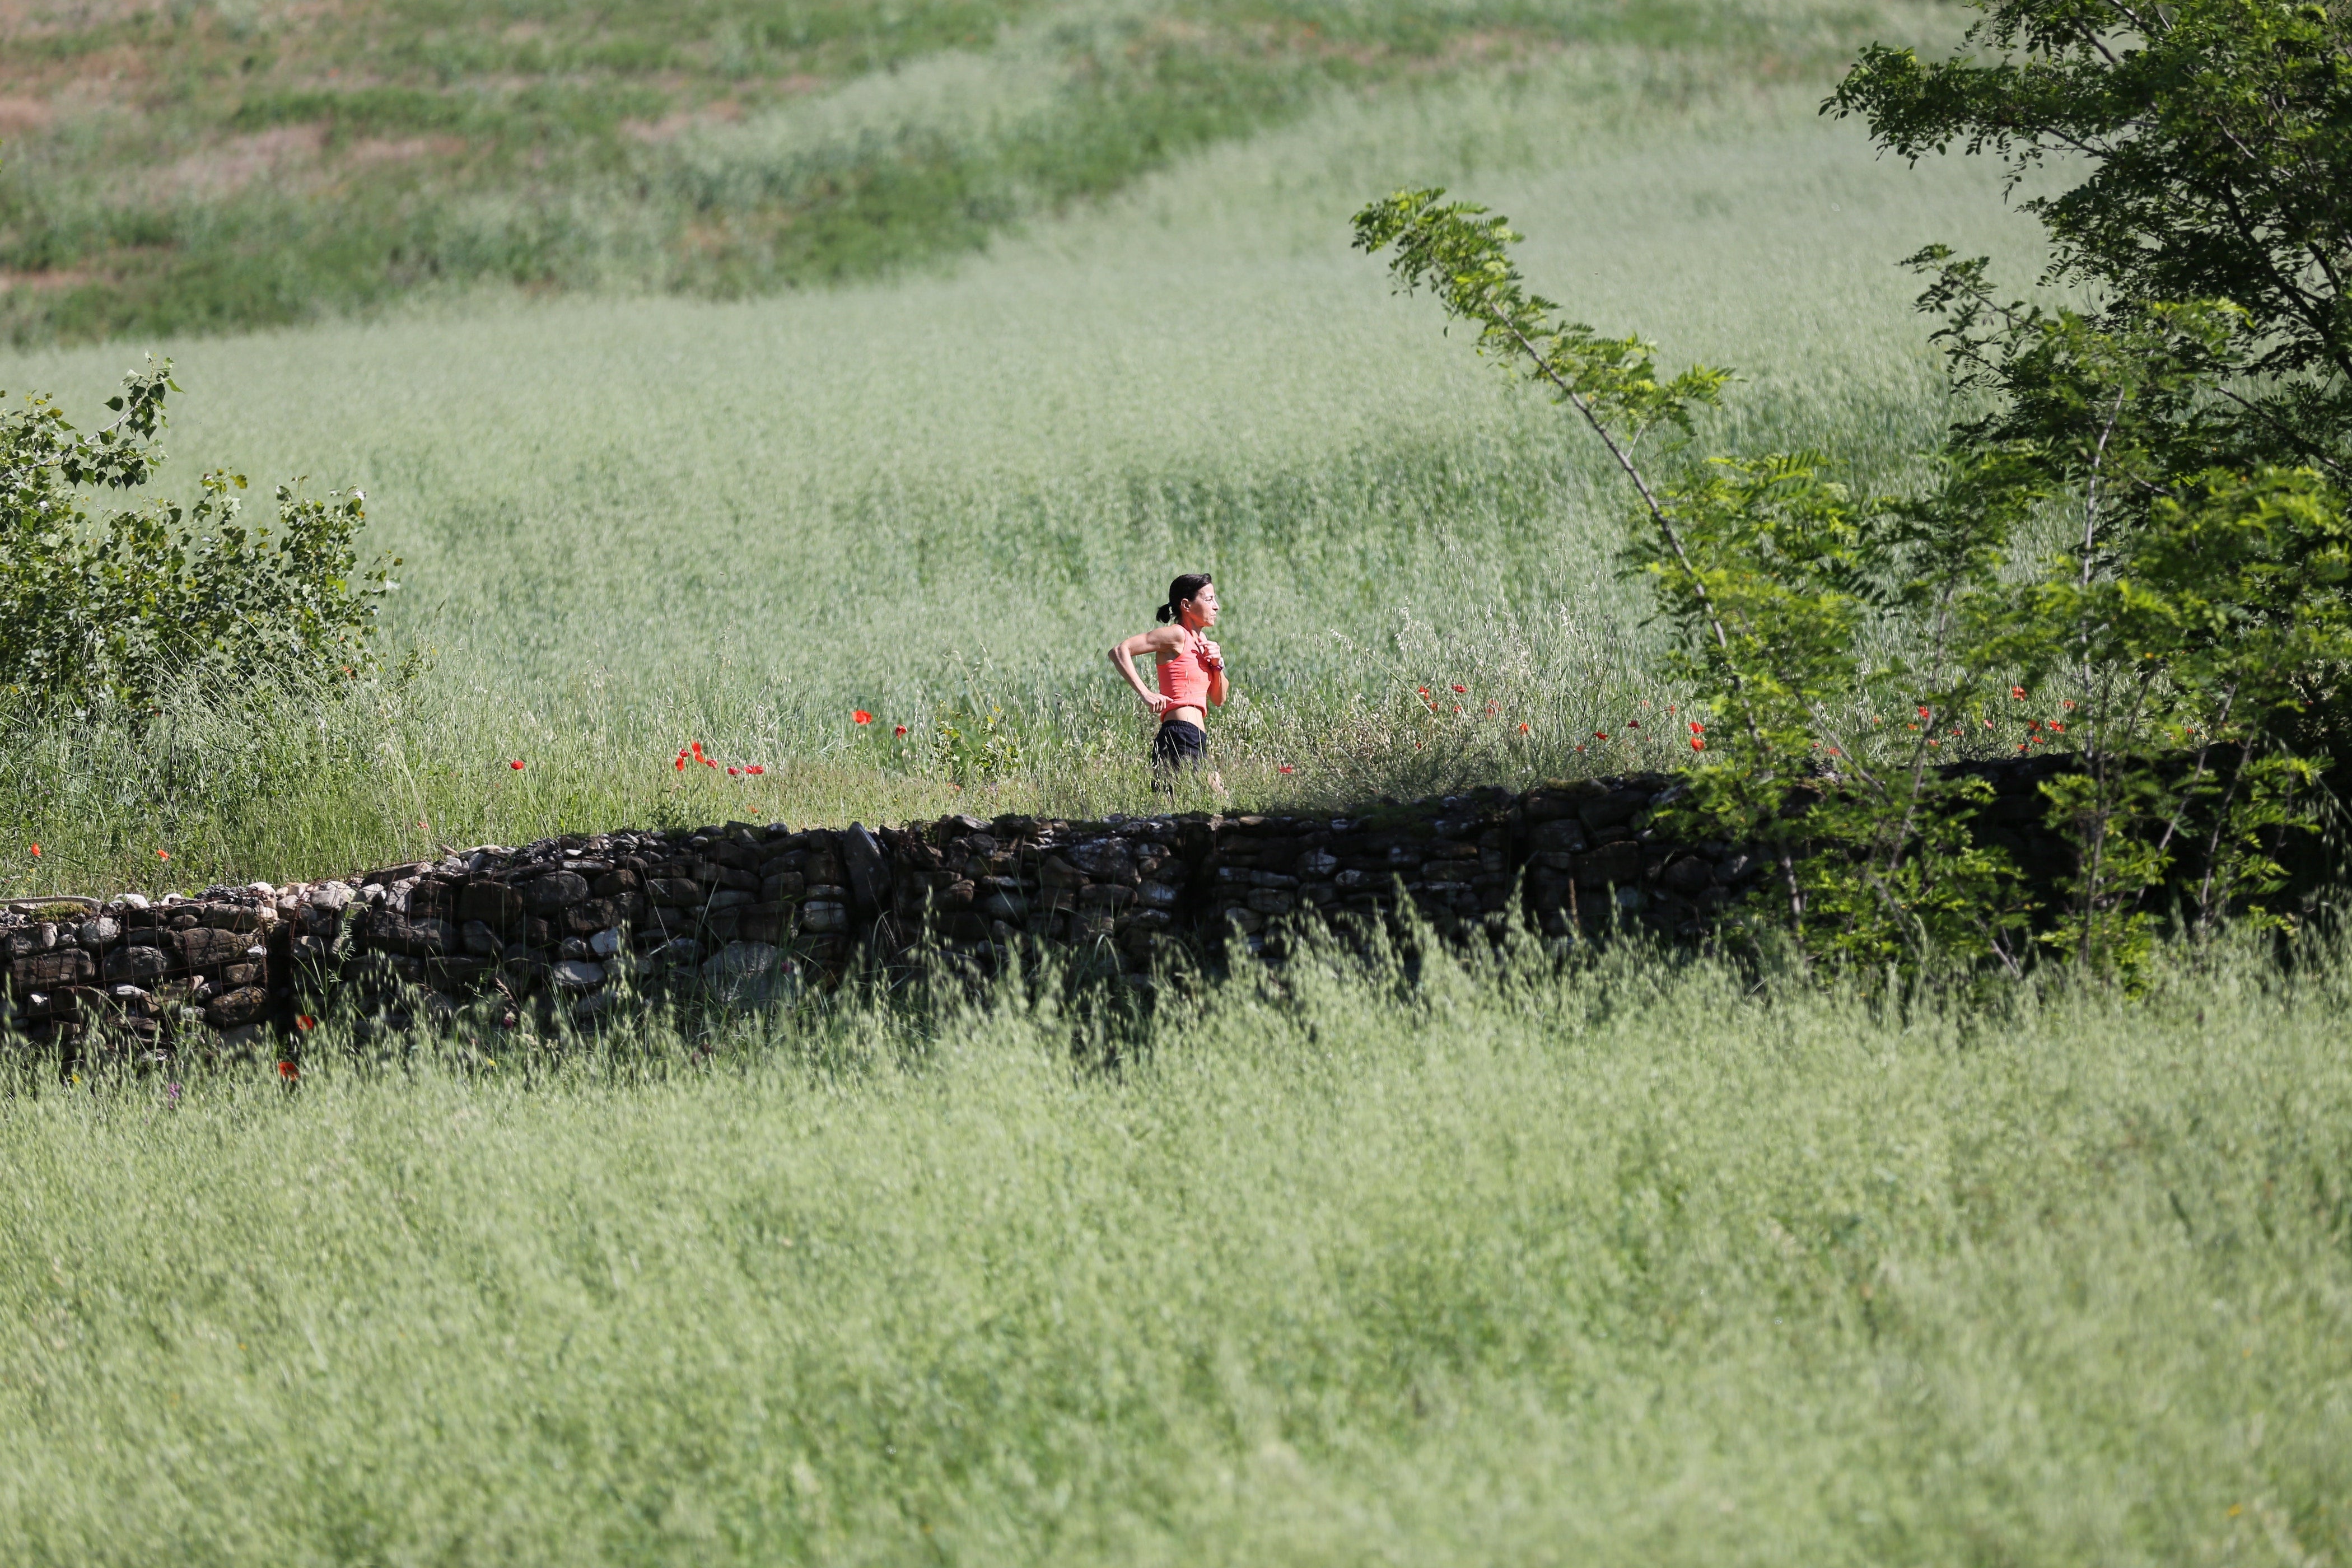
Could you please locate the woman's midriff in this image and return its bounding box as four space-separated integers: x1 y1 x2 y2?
1159 706 1206 729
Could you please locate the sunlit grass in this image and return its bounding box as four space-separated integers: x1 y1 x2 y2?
2 46 2036 895
2 928 2346 1564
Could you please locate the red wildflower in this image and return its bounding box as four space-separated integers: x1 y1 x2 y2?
691 740 706 759
1485 702 1498 716
2048 722 2064 734
1917 706 1931 720
727 767 741 776
2010 685 2027 699
2027 718 2041 730
894 725 908 737
295 1015 316 1031
1594 731 1609 741
1627 718 1640 729
26 844 36 857
508 759 525 771
853 710 873 725
1927 738 1940 747
1278 765 1295 774
746 765 766 775
1690 737 1704 752
1689 720 1704 735
1417 687 1430 696
2062 699 2076 711
1517 722 1530 733
675 750 687 772
1452 684 1467 694
277 1061 299 1081
157 850 170 861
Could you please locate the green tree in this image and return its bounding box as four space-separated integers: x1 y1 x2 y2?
1831 0 2352 480
0 361 398 716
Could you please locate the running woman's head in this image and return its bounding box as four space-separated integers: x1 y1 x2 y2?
1156 573 1218 630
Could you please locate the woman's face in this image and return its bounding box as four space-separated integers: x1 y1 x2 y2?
1183 583 1220 629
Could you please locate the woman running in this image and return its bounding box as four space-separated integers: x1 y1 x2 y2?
1109 572 1226 784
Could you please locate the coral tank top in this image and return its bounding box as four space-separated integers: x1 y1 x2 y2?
1155 633 1214 710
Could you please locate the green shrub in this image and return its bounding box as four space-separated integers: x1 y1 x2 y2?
0 361 396 715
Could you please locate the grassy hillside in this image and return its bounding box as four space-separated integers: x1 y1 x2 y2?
0 0 1909 344
2 40 2028 898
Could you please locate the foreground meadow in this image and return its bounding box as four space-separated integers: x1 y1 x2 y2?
3 934 2348 1564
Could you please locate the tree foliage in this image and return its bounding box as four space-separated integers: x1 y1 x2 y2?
1356 0 2352 980
0 362 397 716
1832 0 2352 477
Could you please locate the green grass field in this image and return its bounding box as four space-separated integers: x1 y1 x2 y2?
12 9 2344 1564
6 933 2349 1565
3 8 2026 899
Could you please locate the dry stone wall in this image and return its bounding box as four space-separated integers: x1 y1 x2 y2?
4 758 2094 1058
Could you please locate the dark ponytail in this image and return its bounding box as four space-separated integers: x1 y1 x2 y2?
1156 572 1212 625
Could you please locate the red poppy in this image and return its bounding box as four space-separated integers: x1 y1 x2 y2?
2048 722 2065 734
853 710 873 725
2010 685 2027 699
691 740 706 759
1690 738 1704 751
277 1061 299 1081
1485 703 1498 716
1917 706 1931 719
1451 684 1467 694
2062 699 2076 711
1928 738 1940 747
1417 687 1430 696
1627 718 1640 729
746 765 766 776
1688 720 1704 735
1278 765 1295 774
1594 731 1609 741
2026 718 2041 730
727 767 741 776
26 844 36 857
674 751 687 772
508 759 525 771
157 850 170 861
296 1015 316 1031
1516 722 1530 733
894 725 908 738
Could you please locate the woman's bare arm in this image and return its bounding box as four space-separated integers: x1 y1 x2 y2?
1108 626 1186 716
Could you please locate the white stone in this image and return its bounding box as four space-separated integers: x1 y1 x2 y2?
550 959 606 992
589 927 623 956
119 893 150 910
307 882 356 913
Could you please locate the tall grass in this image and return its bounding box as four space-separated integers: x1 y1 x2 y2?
3 54 2038 895
3 928 2346 1564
